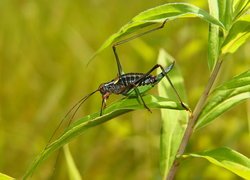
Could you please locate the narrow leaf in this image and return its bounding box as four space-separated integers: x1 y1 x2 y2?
0 173 14 180
208 0 220 71
89 3 224 62
195 70 250 129
63 145 82 180
233 0 250 21
223 0 233 30
214 0 234 30
23 94 185 179
221 14 250 55
183 147 250 179
157 49 189 179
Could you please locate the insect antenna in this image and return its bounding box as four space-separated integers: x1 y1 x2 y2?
46 89 99 148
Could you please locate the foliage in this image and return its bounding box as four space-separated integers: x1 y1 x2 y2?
1 0 249 179
0 173 14 180
183 147 250 179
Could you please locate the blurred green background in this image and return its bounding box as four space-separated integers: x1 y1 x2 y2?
0 0 249 179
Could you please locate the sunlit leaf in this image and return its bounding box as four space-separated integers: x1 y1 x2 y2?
233 0 250 20
208 0 238 70
208 0 220 71
23 94 185 179
89 3 224 63
183 147 250 179
157 49 189 179
221 14 250 55
0 173 14 180
195 70 250 129
218 0 233 30
63 145 82 180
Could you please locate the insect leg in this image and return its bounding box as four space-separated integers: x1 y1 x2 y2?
100 92 110 116
112 45 124 78
117 64 166 112
119 82 152 112
157 64 191 112
131 63 190 112
112 19 168 77
134 86 152 113
100 98 105 116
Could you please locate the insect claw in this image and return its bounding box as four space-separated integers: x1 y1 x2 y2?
181 102 192 114
147 108 152 113
144 105 152 113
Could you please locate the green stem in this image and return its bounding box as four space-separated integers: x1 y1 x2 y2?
166 59 223 180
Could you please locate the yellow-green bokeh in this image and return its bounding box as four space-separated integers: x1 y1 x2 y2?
0 0 249 179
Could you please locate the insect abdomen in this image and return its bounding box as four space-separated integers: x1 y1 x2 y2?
119 73 156 86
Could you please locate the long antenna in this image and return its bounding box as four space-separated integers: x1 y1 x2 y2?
46 89 99 148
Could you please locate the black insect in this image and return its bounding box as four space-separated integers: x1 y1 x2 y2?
48 19 189 144
23 18 193 180
69 62 181 118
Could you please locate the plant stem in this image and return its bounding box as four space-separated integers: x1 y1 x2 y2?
166 60 223 180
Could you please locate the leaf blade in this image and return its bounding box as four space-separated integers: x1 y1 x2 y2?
233 0 250 21
63 145 82 180
0 173 15 180
23 94 185 179
208 0 220 71
89 3 224 62
195 70 250 129
221 14 250 55
157 49 189 178
183 147 250 179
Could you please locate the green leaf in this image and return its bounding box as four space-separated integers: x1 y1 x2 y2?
195 70 250 129
219 0 233 30
157 49 189 179
23 94 185 179
208 0 239 70
233 0 250 21
0 173 15 180
222 14 250 55
89 3 224 63
63 145 82 180
208 0 220 71
183 147 250 179
210 0 233 30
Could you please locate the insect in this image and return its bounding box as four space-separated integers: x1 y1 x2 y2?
24 19 191 179
47 19 189 146
53 19 189 131
68 61 181 118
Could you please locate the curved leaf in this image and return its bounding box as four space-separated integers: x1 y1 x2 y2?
89 3 224 62
222 14 250 55
208 0 235 70
208 0 220 71
157 49 189 179
63 145 82 180
195 70 250 129
23 94 185 179
217 0 233 30
0 173 14 180
183 147 250 179
233 0 250 20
